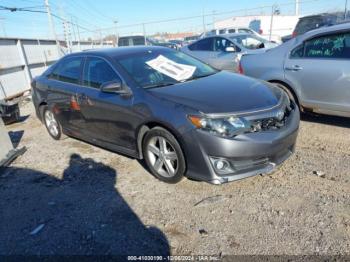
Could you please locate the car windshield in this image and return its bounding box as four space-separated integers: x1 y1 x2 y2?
116 49 217 88
229 35 267 50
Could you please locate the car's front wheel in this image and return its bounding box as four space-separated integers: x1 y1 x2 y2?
143 127 186 183
43 107 62 140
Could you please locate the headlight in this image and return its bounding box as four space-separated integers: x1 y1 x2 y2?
188 115 251 138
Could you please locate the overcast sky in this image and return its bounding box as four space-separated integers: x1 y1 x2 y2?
0 0 348 39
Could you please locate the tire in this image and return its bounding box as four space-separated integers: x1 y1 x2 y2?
142 127 186 184
42 106 62 140
271 82 299 108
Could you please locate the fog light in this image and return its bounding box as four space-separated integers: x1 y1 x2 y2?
209 157 235 175
215 159 229 170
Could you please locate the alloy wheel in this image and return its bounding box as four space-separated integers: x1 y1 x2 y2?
147 136 178 178
44 110 59 137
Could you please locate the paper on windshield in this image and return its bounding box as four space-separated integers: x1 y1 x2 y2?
146 55 196 81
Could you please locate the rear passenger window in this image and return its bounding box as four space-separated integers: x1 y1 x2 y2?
290 45 304 58
304 32 350 59
49 57 82 84
83 57 120 89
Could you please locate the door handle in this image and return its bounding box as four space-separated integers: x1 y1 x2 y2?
285 65 303 71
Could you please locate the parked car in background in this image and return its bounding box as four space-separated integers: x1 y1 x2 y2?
202 27 259 37
183 35 200 44
153 41 177 49
181 33 278 72
168 40 185 49
240 23 350 118
31 46 299 184
118 35 149 46
292 13 342 38
118 35 177 49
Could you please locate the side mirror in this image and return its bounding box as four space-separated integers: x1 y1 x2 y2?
101 80 125 94
225 46 236 52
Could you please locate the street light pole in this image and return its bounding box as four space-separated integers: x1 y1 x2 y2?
44 0 60 55
0 17 6 37
269 4 276 41
345 0 348 20
114 19 118 47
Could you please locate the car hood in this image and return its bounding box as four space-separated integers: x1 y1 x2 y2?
148 71 283 114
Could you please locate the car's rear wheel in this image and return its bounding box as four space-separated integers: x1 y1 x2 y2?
143 127 186 183
43 107 62 140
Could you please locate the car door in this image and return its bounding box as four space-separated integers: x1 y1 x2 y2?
284 31 350 113
76 56 135 149
46 56 84 133
185 37 214 64
211 37 240 72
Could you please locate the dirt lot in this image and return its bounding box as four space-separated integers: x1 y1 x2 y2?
0 101 349 256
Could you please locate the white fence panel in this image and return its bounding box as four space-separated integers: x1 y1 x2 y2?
0 37 114 101
0 39 23 70
0 67 28 99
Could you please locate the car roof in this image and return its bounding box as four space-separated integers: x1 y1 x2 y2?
299 21 350 40
299 13 338 20
67 46 171 59
202 33 250 40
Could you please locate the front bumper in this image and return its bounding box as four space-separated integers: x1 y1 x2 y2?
182 107 300 184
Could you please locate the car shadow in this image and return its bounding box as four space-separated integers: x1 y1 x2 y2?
301 113 350 128
0 154 170 255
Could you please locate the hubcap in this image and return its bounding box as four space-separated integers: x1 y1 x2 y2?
44 110 59 137
147 136 178 178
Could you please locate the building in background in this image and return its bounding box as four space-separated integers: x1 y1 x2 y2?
214 15 299 43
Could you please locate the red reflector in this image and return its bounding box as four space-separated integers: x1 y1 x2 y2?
238 61 244 74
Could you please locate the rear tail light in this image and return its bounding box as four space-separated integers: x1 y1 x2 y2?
292 31 297 38
238 61 244 75
258 29 263 34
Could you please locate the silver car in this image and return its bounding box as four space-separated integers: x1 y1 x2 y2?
240 23 350 118
181 33 278 72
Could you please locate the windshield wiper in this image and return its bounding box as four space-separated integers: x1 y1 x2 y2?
143 82 176 89
182 72 218 82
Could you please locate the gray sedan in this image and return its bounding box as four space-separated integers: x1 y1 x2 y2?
240 23 350 118
181 33 278 72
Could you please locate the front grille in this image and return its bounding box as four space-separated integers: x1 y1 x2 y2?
250 102 294 132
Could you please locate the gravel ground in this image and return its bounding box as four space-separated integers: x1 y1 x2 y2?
0 101 349 256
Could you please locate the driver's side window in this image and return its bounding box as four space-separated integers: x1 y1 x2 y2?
83 57 121 89
214 37 236 52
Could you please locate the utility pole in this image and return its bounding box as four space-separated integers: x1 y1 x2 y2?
99 28 103 47
71 16 77 50
75 17 81 51
295 0 300 16
44 0 60 56
269 5 275 41
202 6 206 34
114 19 118 47
345 0 348 20
212 10 216 30
142 23 146 45
0 17 6 37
